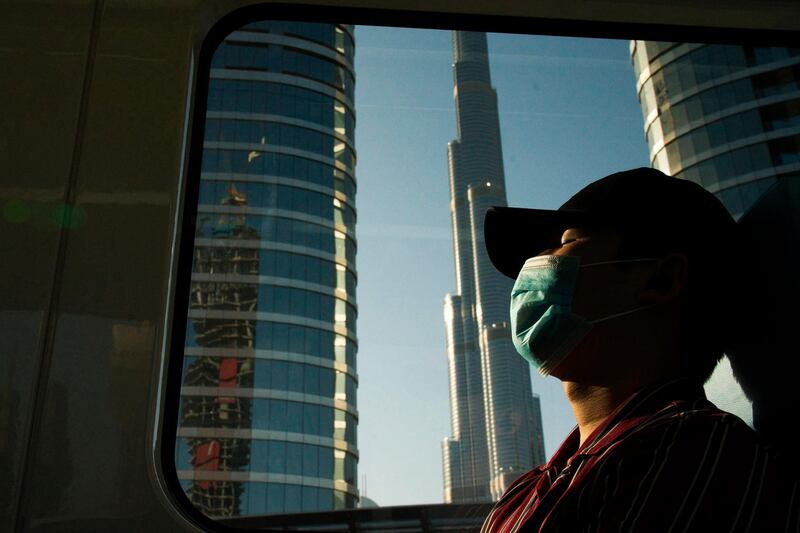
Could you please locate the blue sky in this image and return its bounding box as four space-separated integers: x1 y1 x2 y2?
353 26 650 506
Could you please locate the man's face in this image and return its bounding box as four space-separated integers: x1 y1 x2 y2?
539 226 636 321
536 226 660 378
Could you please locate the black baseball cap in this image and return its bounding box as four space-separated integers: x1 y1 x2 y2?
484 167 739 279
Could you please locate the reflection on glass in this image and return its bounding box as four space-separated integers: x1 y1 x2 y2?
178 21 358 519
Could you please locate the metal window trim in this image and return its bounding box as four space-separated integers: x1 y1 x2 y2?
204 140 355 174
649 89 800 157
227 30 356 77
642 55 800 134
656 124 800 173
211 69 355 115
633 42 701 92
192 238 356 273
176 469 358 496
199 171 356 212
180 386 358 417
205 111 356 150
682 161 800 194
183 347 358 380
185 308 357 343
176 426 359 457
196 205 356 242
189 273 357 306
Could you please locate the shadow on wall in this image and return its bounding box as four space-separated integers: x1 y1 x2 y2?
727 176 800 476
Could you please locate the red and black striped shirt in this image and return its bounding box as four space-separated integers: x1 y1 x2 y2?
481 377 799 532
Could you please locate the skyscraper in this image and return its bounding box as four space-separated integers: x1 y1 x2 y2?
176 22 359 517
442 31 546 504
631 42 800 421
631 42 800 220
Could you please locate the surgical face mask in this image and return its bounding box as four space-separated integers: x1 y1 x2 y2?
510 254 658 375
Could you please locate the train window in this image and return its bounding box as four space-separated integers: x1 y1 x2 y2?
167 13 797 530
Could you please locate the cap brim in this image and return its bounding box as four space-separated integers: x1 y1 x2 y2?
484 206 594 279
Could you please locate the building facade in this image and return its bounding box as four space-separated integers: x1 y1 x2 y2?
632 42 800 219
631 42 800 422
442 31 546 504
176 22 359 517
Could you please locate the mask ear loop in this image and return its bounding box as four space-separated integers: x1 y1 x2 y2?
589 303 661 325
581 257 659 268
580 257 663 324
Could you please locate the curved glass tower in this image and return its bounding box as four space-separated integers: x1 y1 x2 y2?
631 42 800 422
632 42 800 219
442 31 545 504
176 22 358 517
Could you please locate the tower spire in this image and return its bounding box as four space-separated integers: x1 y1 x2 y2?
442 31 545 504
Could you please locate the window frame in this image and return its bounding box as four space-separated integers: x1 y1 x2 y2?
158 3 799 532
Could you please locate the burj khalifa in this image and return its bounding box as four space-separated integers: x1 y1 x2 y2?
441 31 545 503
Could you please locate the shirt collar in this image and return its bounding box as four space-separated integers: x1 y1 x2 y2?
584 376 707 454
546 376 708 469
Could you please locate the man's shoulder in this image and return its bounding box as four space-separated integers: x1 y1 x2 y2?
641 401 754 439
562 404 799 532
581 400 798 500
607 401 760 459
570 400 768 491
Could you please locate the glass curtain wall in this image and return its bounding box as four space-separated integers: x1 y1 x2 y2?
176 21 359 517
632 43 800 220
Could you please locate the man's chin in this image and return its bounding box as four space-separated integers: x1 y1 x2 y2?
549 331 603 382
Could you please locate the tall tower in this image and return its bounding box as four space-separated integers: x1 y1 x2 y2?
442 31 545 503
631 42 800 221
631 42 800 423
177 22 359 517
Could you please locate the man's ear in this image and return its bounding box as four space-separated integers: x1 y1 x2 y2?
637 253 688 303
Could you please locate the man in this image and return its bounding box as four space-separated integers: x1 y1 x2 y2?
481 168 798 532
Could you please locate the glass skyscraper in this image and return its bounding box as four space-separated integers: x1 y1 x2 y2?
176 22 358 517
442 31 546 504
631 42 800 422
632 42 800 219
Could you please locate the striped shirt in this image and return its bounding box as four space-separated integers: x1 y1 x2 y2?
481 377 800 533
